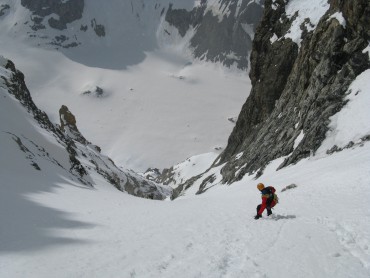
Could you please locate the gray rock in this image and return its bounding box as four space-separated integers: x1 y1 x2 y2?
21 0 84 30
165 0 264 70
82 86 105 97
91 18 105 37
281 184 298 192
0 4 10 17
59 105 89 146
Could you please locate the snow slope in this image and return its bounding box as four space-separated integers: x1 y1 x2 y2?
1 60 369 277
1 142 369 278
0 56 170 199
1 1 369 277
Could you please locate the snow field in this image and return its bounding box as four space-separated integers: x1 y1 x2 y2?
1 141 369 278
0 37 250 172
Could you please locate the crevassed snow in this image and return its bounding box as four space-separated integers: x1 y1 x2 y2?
284 0 330 47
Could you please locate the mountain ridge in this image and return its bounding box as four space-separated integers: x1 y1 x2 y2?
0 56 170 199
1 0 263 70
216 0 369 184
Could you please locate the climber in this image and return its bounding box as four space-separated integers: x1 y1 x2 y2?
254 183 278 220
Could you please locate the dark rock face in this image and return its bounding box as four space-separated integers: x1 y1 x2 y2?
214 0 370 184
17 0 88 49
21 0 84 30
165 0 264 69
0 4 10 17
165 4 198 37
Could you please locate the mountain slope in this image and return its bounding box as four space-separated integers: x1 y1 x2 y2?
0 56 170 199
215 0 370 183
159 0 370 197
1 132 369 277
0 0 262 70
0 1 370 277
0 0 257 172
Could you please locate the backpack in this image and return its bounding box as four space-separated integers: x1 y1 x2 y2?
262 186 278 205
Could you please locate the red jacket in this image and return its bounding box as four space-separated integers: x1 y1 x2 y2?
258 187 278 215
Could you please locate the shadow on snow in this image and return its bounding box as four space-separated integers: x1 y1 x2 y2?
0 174 96 254
269 214 297 221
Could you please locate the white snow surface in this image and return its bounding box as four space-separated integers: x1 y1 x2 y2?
284 0 330 47
1 137 369 277
293 130 304 149
270 33 278 44
3 51 368 277
166 152 219 188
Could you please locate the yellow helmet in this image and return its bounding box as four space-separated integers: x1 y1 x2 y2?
257 183 265 190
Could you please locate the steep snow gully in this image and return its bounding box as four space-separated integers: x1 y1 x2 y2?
1 143 370 278
1 0 370 277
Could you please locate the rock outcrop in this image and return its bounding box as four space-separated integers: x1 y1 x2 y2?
214 0 369 184
59 105 90 146
0 4 10 17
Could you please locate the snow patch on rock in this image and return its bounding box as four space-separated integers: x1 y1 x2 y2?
284 0 330 47
318 69 370 153
329 11 346 27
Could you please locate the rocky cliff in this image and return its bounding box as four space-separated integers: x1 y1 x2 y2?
21 0 84 30
165 0 264 69
214 0 370 184
162 0 370 197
